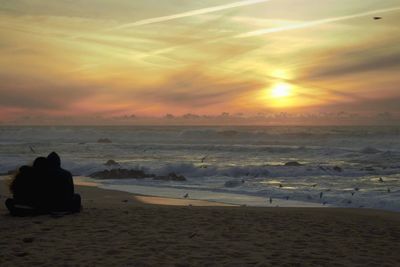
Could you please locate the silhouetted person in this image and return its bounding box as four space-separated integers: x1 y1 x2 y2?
6 157 49 216
5 152 81 216
46 152 81 213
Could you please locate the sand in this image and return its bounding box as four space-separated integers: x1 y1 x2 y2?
1 178 400 267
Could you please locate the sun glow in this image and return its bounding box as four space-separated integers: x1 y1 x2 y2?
270 82 292 98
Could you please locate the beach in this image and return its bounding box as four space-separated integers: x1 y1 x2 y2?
1 179 400 266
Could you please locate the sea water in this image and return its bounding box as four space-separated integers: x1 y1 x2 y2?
0 126 399 211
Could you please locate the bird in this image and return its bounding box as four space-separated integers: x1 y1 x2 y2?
200 155 208 163
29 145 36 153
387 188 391 193
279 183 283 188
378 177 384 182
189 232 197 239
351 192 355 196
311 184 317 188
322 201 327 205
183 193 189 199
373 16 382 20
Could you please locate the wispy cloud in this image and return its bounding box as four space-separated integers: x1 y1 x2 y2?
107 0 272 30
236 6 400 38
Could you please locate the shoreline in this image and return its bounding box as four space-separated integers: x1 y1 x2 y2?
3 175 399 211
74 176 330 208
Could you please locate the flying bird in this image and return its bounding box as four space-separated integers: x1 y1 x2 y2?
200 155 208 163
183 193 189 199
29 145 36 153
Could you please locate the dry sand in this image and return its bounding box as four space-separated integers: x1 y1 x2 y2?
1 178 400 267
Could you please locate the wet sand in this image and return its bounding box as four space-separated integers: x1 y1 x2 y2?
1 179 400 266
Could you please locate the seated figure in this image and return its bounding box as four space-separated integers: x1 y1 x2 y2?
5 152 81 216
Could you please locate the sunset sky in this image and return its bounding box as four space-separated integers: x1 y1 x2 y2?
1 0 400 124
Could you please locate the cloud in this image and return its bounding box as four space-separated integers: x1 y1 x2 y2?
304 95 400 118
235 6 400 38
132 70 263 108
107 0 272 30
307 53 400 79
298 36 400 80
0 74 98 110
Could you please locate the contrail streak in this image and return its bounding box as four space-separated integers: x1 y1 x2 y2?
236 6 400 38
108 0 272 30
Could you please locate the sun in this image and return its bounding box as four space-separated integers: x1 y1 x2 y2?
270 82 292 98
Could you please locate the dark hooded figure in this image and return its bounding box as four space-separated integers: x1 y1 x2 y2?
46 152 81 213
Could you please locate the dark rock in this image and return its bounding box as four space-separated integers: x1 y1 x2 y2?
155 172 186 181
284 161 303 167
90 169 153 179
97 138 112 143
224 179 245 188
104 159 119 166
333 166 342 172
89 169 186 181
360 146 381 154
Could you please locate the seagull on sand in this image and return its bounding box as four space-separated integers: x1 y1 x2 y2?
200 155 208 163
183 193 189 199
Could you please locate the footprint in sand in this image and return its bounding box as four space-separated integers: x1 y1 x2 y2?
15 252 29 257
22 237 34 243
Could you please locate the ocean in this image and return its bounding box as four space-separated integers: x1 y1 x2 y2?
0 125 399 211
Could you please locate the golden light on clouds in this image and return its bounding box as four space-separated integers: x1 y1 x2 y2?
0 0 400 124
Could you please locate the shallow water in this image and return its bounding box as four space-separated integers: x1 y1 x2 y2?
0 126 399 211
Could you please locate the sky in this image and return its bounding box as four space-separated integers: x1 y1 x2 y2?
0 0 400 125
